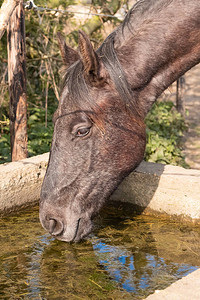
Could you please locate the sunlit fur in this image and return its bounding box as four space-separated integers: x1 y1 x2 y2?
40 0 200 242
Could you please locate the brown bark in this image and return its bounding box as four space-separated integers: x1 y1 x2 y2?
0 0 19 40
176 76 185 116
7 0 28 161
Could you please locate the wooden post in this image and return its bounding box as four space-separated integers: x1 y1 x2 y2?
176 76 185 116
7 0 28 161
0 0 19 40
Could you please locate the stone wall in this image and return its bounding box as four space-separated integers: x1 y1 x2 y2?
0 153 49 214
1 152 200 222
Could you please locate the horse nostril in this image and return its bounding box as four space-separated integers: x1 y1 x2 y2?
49 219 56 234
48 218 64 236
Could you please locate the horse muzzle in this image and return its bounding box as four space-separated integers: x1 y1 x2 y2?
39 202 92 242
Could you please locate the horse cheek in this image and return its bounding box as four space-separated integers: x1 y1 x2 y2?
117 132 146 173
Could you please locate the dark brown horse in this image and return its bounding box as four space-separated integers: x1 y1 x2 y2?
40 0 200 242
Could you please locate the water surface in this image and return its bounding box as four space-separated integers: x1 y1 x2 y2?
0 202 200 299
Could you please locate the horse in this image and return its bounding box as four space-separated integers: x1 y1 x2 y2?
39 0 200 242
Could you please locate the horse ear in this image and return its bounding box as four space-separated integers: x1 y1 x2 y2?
57 32 80 68
78 30 100 82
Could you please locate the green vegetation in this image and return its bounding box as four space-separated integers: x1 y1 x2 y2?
0 0 187 166
145 101 187 167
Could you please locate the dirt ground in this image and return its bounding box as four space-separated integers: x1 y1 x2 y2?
162 64 200 170
182 65 200 169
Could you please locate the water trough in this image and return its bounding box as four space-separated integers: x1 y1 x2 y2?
1 152 200 222
1 153 200 299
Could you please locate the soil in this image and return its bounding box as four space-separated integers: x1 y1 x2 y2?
162 64 200 170
182 65 200 169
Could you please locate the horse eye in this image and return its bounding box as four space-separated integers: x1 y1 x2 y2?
76 127 91 137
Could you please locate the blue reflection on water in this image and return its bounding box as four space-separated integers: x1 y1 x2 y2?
92 238 198 293
26 234 54 298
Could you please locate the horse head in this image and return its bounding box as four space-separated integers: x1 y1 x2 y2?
39 31 146 242
40 0 200 242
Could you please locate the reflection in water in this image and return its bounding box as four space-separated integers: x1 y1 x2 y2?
26 235 53 298
0 204 200 299
92 238 198 293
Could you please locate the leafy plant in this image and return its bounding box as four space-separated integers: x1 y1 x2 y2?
0 114 10 163
145 100 188 167
27 107 54 156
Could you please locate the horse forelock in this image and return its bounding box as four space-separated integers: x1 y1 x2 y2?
61 61 91 109
98 33 137 114
60 31 141 118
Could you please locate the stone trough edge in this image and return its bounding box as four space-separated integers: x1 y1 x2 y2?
0 152 200 223
1 152 200 299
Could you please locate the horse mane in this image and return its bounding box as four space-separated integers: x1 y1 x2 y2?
98 33 136 111
122 0 173 31
62 0 174 115
62 31 136 114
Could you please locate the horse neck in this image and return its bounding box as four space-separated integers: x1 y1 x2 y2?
114 0 200 115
